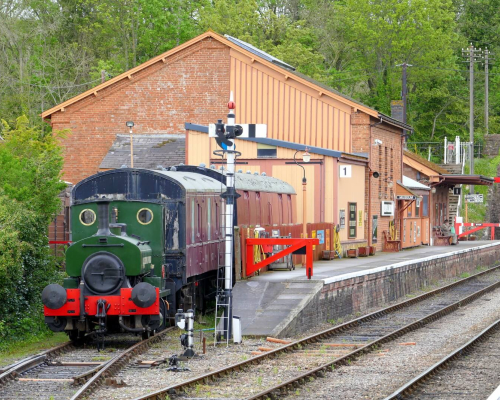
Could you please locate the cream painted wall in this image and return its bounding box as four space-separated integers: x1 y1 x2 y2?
338 163 365 241
187 130 210 166
272 164 315 224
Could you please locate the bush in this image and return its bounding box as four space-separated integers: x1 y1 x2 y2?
0 116 67 348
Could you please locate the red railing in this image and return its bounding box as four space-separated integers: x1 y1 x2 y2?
246 238 319 279
455 222 500 240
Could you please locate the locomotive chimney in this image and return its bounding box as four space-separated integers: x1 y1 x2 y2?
96 201 112 236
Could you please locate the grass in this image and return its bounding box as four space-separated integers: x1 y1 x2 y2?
0 332 68 367
460 272 471 279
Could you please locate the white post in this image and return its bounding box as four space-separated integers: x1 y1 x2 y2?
223 93 236 340
455 136 460 164
444 136 448 164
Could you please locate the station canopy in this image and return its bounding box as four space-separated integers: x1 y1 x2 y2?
429 174 494 186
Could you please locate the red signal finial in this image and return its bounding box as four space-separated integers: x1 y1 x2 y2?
228 91 235 110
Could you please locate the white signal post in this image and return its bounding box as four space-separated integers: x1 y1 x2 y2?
223 94 237 340
212 94 267 342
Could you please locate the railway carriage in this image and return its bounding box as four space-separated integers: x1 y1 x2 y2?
42 166 295 340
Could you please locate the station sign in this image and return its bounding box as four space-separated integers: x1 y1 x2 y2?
396 195 416 200
465 194 483 203
381 201 394 216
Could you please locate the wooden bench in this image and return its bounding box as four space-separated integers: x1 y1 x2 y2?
433 227 452 246
382 231 401 252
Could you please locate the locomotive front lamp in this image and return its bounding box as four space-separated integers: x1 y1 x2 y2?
294 148 311 266
126 121 135 168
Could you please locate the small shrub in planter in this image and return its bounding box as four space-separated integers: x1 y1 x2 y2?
358 246 369 257
346 248 359 258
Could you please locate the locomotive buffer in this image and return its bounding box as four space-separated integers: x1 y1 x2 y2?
209 94 266 344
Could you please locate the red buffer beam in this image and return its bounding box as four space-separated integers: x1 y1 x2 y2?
246 238 319 279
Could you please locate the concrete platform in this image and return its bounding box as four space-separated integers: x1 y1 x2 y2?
233 241 500 337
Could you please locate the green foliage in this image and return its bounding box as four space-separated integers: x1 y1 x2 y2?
1 0 500 144
0 116 67 221
0 116 66 349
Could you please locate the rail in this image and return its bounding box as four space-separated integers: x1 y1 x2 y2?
70 326 175 400
383 318 500 400
130 264 500 400
0 341 73 387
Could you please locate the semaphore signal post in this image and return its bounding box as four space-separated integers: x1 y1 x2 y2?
210 93 266 344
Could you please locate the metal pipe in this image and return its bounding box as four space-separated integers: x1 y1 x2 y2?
118 315 146 333
96 201 111 236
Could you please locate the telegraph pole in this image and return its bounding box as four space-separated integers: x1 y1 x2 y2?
483 48 494 136
396 62 412 144
462 44 482 192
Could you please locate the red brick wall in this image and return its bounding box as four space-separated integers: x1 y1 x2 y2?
50 38 231 184
351 110 403 250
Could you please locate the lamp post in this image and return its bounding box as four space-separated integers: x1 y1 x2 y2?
294 148 311 261
126 121 134 167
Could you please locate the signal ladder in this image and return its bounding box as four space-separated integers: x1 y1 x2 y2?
214 208 232 346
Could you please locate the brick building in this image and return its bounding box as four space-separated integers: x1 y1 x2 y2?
42 31 412 250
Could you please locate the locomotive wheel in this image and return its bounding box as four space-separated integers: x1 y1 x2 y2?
68 330 86 343
142 330 151 340
157 299 167 332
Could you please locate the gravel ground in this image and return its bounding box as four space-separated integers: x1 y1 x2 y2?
89 268 500 400
406 322 500 400
171 269 500 400
286 288 500 400
88 330 287 400
0 336 140 400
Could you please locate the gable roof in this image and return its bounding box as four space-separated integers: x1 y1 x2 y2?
99 134 185 170
403 150 449 175
42 31 382 120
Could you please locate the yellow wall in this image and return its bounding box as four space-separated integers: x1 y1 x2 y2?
229 50 352 153
324 157 335 223
338 163 365 241
272 164 315 224
187 130 210 166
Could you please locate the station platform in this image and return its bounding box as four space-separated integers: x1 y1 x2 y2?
233 241 500 337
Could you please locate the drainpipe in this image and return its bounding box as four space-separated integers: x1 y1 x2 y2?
368 117 383 246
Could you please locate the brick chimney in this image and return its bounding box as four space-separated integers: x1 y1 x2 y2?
390 100 404 122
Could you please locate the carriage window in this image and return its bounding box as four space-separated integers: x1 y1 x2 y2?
137 208 153 225
198 203 202 239
79 209 96 226
191 199 195 242
207 198 211 240
215 201 219 233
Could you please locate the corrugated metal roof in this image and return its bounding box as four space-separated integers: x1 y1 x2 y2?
100 134 185 169
403 150 449 175
154 170 223 192
403 175 430 191
224 35 296 71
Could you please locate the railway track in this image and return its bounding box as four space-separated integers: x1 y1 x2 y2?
0 327 175 400
127 265 500 400
384 318 500 400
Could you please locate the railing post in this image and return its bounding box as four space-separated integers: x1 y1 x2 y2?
444 136 448 164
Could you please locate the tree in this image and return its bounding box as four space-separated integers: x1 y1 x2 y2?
0 116 66 347
0 116 67 221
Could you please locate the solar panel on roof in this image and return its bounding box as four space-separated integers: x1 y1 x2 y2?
225 35 296 71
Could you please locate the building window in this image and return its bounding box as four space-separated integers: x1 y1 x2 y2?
422 195 429 217
257 143 277 158
348 203 357 238
415 198 420 217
